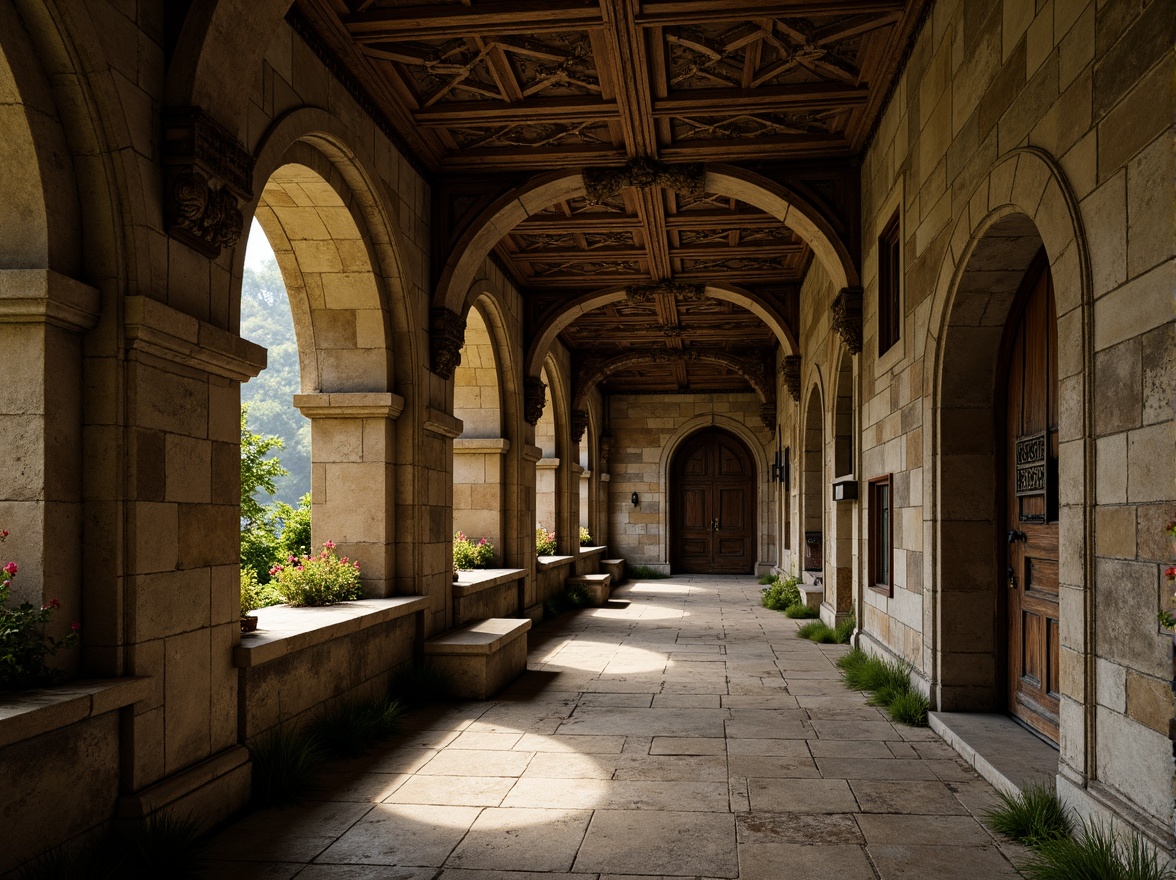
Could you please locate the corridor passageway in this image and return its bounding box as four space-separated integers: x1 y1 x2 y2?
205 576 1026 879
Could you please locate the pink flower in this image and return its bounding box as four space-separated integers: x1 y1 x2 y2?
269 565 283 575
324 541 336 550
353 562 360 569
4 562 17 576
48 598 60 610
70 621 80 632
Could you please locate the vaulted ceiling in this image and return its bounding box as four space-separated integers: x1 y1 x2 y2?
294 0 928 401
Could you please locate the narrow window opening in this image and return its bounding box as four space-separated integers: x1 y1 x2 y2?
868 474 893 596
878 212 901 356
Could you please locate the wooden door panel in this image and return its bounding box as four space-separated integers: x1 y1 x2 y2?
1005 255 1060 744
671 429 756 574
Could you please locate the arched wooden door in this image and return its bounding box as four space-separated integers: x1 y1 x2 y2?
671 429 756 574
1003 252 1059 744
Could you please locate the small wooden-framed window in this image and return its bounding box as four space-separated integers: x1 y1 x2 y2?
868 474 893 596
878 211 901 356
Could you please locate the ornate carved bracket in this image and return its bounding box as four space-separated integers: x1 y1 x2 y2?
760 403 777 433
658 323 683 338
571 409 589 442
524 377 547 426
429 307 466 379
584 158 704 203
598 431 613 473
162 108 254 258
831 287 863 355
625 281 706 304
781 355 802 402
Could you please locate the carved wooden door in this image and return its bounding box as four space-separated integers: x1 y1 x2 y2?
1004 257 1060 744
671 429 756 574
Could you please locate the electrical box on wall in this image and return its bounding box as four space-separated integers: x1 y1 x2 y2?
832 476 858 502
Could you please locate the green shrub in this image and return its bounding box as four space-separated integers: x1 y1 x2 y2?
761 575 802 611
269 542 363 606
758 573 776 585
625 564 669 579
248 725 324 806
240 567 283 616
536 525 557 556
453 531 495 570
784 603 819 619
984 780 1073 848
579 526 594 546
305 696 405 758
274 493 312 560
1022 820 1174 880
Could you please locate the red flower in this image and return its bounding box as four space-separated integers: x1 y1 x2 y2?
71 621 80 632
0 529 8 539
48 598 61 610
4 561 17 576
1166 565 1176 581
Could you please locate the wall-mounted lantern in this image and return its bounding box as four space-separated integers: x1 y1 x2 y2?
631 492 639 506
832 476 858 502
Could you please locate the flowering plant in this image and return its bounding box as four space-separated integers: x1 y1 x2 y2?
1159 521 1176 631
453 532 495 570
0 530 80 690
269 541 362 607
535 525 557 556
579 526 594 547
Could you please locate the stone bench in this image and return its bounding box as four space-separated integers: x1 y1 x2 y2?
600 558 626 585
567 573 611 606
452 568 527 626
423 618 532 699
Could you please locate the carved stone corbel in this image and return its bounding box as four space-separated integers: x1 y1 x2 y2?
598 431 613 473
571 409 589 442
524 377 547 426
831 287 863 355
162 108 254 258
781 355 802 402
429 307 466 379
584 158 705 203
760 403 777 433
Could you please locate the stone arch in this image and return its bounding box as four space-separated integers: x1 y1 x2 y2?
166 0 293 135
435 165 856 326
656 415 771 571
828 346 856 618
801 383 825 581
527 281 798 380
923 148 1092 722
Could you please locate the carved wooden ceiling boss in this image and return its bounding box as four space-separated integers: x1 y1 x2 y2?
294 0 927 398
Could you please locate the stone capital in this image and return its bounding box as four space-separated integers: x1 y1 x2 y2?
781 355 802 402
429 306 466 379
831 287 863 355
523 377 547 426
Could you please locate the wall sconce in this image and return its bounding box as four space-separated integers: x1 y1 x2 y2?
832 476 858 502
771 451 783 483
631 492 639 506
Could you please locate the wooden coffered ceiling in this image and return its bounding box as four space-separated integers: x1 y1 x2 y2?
294 0 928 398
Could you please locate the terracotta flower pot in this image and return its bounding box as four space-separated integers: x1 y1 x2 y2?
241 614 259 634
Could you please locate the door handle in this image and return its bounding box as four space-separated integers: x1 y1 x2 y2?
711 518 718 532
1007 565 1017 590
1007 529 1027 544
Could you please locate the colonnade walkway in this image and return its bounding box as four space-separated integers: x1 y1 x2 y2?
206 576 1028 878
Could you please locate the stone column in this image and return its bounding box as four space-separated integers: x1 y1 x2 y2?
0 270 99 656
294 392 406 598
117 295 265 826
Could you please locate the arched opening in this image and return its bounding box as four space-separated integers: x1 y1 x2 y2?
935 213 1052 717
829 350 855 619
453 302 505 558
669 427 757 574
801 387 824 583
534 364 559 556
245 152 398 596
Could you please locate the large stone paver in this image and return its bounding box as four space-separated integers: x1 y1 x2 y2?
206 575 1024 878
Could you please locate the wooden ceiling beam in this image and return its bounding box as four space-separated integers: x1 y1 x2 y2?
652 84 869 116
413 98 621 126
635 0 905 27
343 1 605 41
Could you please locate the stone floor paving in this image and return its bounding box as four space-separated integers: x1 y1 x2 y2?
205 575 1032 879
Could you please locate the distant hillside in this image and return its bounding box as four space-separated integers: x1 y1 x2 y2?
241 258 310 507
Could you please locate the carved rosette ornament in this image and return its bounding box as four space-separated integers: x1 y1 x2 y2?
584 158 705 203
760 403 777 433
831 287 864 355
571 409 589 442
625 281 706 304
429 307 466 379
524 377 547 426
781 355 802 402
163 108 254 258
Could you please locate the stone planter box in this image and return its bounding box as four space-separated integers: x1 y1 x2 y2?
452 568 527 626
423 618 532 700
234 597 428 742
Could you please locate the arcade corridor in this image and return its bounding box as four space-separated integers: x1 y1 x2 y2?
205 576 1026 879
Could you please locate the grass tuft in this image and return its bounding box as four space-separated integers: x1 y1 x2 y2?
833 646 927 727
783 602 819 619
795 613 854 644
305 696 406 759
758 573 776 585
1021 820 1174 880
984 780 1072 848
248 725 324 806
795 620 826 639
18 814 207 880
